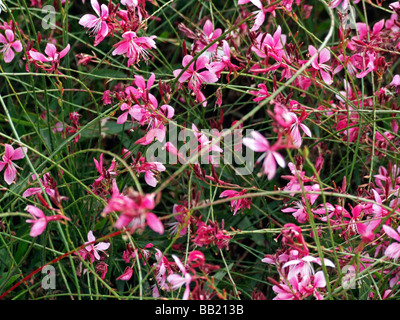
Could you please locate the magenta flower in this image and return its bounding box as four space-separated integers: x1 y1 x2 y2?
79 0 109 46
77 230 110 263
112 31 157 67
93 153 117 186
0 144 27 185
252 26 286 62
219 189 251 215
308 45 333 85
29 43 70 63
116 266 133 281
0 29 22 63
25 205 70 237
167 254 193 300
242 131 285 180
196 19 222 53
383 225 400 261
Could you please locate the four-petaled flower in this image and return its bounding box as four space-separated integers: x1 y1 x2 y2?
79 0 109 46
242 130 285 180
77 230 111 263
0 29 22 63
0 144 27 185
26 205 70 237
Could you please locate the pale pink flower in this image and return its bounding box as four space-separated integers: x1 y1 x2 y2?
242 131 285 180
77 230 110 263
308 45 333 85
112 31 157 66
0 144 27 185
383 225 400 260
0 29 22 63
25 205 70 237
283 255 335 281
239 0 270 31
78 0 109 46
167 254 192 300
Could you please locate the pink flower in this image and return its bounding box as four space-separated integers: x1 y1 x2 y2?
196 19 222 53
242 131 285 180
136 159 166 187
116 103 143 125
219 189 251 215
116 266 133 281
77 230 110 263
167 254 193 300
92 153 117 187
283 255 335 280
0 29 22 63
252 26 286 62
308 45 333 85
0 144 27 185
112 31 157 66
78 0 109 46
383 225 400 260
173 55 218 106
25 205 70 237
102 188 164 234
207 40 240 78
29 43 70 63
239 0 269 31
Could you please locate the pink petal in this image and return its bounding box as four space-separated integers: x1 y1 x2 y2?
26 205 46 218
91 0 101 16
3 48 15 63
146 212 164 234
11 40 22 53
87 230 96 243
203 19 214 36
59 44 70 59
44 43 57 59
78 14 98 27
4 164 16 185
11 147 26 160
28 219 47 237
5 29 14 43
144 171 157 187
4 144 14 159
383 225 400 242
29 50 51 62
250 10 265 32
320 69 333 85
117 111 129 124
319 48 331 64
